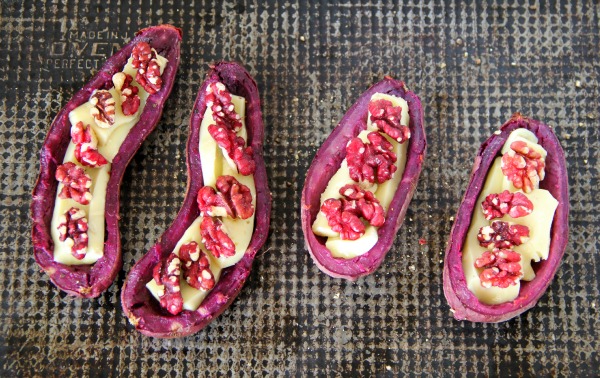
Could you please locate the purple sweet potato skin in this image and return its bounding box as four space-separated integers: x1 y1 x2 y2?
120 62 271 338
443 114 569 323
30 25 182 298
301 78 426 280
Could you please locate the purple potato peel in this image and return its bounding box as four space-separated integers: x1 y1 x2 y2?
301 77 427 280
30 25 182 298
120 62 271 338
443 113 569 323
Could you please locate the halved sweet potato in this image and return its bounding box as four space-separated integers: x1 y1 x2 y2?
443 114 569 322
30 25 182 298
301 77 426 280
121 62 271 338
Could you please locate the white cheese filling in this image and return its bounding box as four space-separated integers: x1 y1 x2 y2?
52 54 168 265
462 129 558 305
312 93 410 259
147 93 255 311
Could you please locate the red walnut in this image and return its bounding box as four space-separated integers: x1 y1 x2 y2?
481 190 534 220
346 132 397 184
501 140 546 193
131 42 154 69
70 121 108 167
56 207 89 260
131 42 163 94
112 72 140 116
477 220 530 250
55 162 92 205
89 90 116 128
321 184 385 240
321 198 365 240
205 81 254 175
208 125 256 176
339 184 385 227
206 82 243 132
368 98 410 143
200 217 236 258
178 242 215 291
152 254 184 315
474 249 523 288
197 175 254 219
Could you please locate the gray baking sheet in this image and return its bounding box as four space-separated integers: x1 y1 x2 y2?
0 1 598 376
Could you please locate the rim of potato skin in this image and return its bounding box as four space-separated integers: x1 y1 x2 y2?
120 61 272 338
30 25 182 298
301 77 427 280
443 113 569 323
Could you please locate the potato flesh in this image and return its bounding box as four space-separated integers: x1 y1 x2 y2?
146 93 254 311
312 93 409 259
500 129 548 192
463 130 557 305
52 56 167 265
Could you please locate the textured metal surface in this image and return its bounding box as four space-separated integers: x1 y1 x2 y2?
1 0 598 376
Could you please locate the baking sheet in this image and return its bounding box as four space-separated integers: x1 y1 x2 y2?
1 0 598 376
